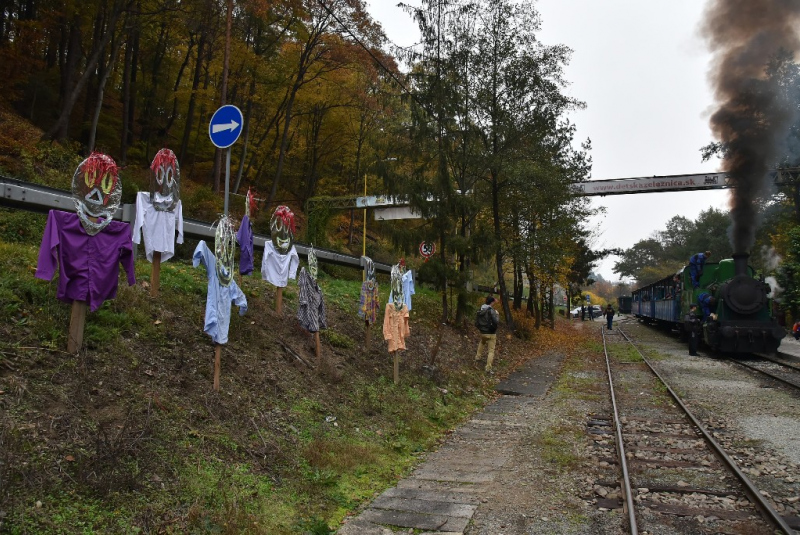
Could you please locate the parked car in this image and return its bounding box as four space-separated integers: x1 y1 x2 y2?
571 305 603 318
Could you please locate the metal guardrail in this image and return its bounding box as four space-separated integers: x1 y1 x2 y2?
0 175 392 274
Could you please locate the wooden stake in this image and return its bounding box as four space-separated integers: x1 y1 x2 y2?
364 320 371 353
276 287 283 314
429 322 445 366
315 331 322 368
393 351 399 384
67 300 88 354
150 251 161 298
213 344 222 391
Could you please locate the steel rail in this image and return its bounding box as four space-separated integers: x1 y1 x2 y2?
601 326 638 535
763 352 800 372
727 357 800 392
617 329 793 535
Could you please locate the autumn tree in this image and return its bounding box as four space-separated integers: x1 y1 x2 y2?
469 0 581 331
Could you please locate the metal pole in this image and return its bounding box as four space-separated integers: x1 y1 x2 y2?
224 148 231 216
362 173 367 269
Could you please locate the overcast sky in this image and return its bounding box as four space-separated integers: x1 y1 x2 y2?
365 0 731 281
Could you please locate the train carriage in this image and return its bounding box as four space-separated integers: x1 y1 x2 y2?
617 296 632 314
631 254 784 354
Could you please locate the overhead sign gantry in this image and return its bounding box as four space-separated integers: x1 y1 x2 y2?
571 167 800 197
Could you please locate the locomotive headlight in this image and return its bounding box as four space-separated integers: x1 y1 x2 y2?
721 326 736 338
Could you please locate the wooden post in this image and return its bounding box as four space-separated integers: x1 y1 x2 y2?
150 251 161 297
276 287 283 314
213 344 222 391
67 300 88 354
364 320 371 352
315 331 322 368
393 351 399 384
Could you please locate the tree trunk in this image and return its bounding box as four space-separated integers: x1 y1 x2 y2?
49 16 82 141
267 87 298 204
233 77 256 194
180 33 206 165
45 0 129 142
163 35 194 138
119 30 135 164
88 32 121 152
492 170 514 331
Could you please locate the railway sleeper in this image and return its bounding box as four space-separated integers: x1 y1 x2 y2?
641 500 759 521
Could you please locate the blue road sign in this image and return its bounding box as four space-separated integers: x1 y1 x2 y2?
208 105 243 149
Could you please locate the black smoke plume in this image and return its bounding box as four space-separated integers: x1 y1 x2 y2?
703 0 800 253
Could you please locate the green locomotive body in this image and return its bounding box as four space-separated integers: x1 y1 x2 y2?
634 254 784 354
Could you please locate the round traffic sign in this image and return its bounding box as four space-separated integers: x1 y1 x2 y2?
419 241 436 260
209 105 243 148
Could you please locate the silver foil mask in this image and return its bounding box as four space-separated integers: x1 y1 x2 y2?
149 148 180 212
270 205 295 255
71 152 122 235
308 245 318 280
214 216 236 287
391 264 404 310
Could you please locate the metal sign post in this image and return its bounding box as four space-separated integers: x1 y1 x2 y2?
208 104 243 216
207 104 243 391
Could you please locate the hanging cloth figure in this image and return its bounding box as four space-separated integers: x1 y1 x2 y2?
383 263 410 384
297 246 326 367
36 153 134 353
236 188 256 276
297 245 327 333
193 216 248 345
132 148 185 263
358 256 380 324
36 153 135 312
388 258 415 310
261 205 299 287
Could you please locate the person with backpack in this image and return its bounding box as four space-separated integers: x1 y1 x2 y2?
604 304 615 330
475 296 500 373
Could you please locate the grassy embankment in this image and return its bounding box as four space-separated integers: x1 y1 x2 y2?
0 108 589 534
0 212 577 533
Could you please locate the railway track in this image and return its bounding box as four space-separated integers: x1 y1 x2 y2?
594 326 795 534
727 353 800 392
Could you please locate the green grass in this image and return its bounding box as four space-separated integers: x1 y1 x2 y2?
608 343 643 363
0 231 499 534
536 428 581 469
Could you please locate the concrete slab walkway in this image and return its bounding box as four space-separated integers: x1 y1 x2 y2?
336 351 565 535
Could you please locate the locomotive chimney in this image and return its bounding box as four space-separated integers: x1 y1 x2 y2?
732 252 749 277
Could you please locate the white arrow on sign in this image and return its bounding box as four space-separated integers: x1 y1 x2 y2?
211 120 240 134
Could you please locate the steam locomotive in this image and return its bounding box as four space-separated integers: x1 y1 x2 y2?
631 253 785 353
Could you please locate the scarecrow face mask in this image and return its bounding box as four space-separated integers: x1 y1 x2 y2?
72 152 121 235
308 246 318 280
270 205 295 255
215 216 236 287
363 256 376 283
245 188 256 219
391 264 404 310
150 148 180 212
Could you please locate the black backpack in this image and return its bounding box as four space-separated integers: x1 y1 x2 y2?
475 307 497 333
